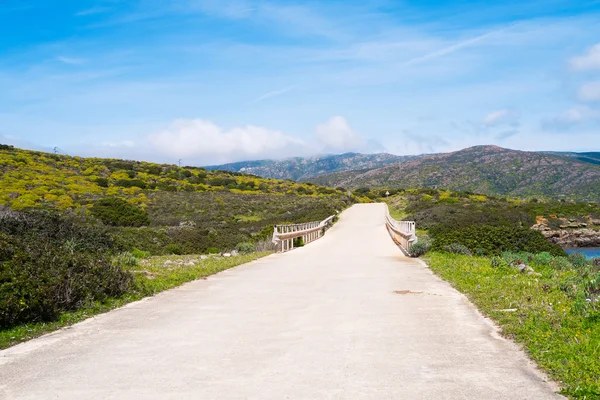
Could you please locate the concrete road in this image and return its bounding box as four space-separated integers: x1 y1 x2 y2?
0 204 562 399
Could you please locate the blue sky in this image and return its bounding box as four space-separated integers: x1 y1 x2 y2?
1 0 600 164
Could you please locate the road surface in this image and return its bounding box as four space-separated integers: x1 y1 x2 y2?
0 204 562 399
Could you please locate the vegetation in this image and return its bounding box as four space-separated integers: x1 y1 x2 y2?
0 209 132 328
385 188 599 257
426 252 600 398
0 145 356 256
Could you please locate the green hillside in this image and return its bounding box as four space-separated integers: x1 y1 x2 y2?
0 144 356 256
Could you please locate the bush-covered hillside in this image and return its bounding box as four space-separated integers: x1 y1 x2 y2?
0 144 344 211
386 188 600 256
311 145 600 202
0 144 353 254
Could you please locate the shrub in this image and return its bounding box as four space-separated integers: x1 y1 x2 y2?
551 257 573 270
408 238 431 257
490 256 506 268
206 247 219 254
91 198 150 227
94 177 109 188
114 179 147 189
443 243 472 256
430 224 565 257
165 243 182 255
131 248 150 259
531 251 554 266
0 210 133 329
112 252 138 268
568 252 589 268
235 242 255 254
293 237 305 247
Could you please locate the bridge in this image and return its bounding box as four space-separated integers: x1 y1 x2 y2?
0 204 561 399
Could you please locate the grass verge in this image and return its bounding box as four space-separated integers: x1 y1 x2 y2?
0 252 270 350
424 252 599 399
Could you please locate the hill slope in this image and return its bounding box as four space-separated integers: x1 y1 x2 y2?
205 152 414 180
0 144 351 254
310 145 600 201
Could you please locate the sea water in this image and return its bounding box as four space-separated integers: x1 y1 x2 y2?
564 247 600 260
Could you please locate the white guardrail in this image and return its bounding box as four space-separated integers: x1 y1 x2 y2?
272 215 335 252
384 205 418 254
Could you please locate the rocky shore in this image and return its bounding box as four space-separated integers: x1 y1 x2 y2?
532 217 600 248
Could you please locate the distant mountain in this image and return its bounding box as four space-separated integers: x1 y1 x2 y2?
204 153 416 181
309 146 600 202
543 151 600 166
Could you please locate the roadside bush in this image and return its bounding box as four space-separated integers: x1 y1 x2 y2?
206 247 219 254
0 210 133 329
430 224 565 257
408 238 431 257
293 237 305 247
443 243 472 256
112 252 138 268
235 242 255 254
131 248 150 259
165 243 182 255
91 198 150 227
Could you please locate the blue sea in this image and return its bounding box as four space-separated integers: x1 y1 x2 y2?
564 247 600 260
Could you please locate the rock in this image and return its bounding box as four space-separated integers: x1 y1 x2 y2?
184 261 195 267
223 253 231 258
163 260 174 266
516 263 535 274
231 250 239 256
527 271 542 277
199 255 208 260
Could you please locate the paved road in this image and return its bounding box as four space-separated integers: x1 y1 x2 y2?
0 204 562 399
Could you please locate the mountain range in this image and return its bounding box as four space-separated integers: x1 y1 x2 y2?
207 146 600 202
204 153 416 181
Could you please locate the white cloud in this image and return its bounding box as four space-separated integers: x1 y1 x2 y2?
315 116 366 152
541 106 599 131
102 140 135 148
482 109 520 127
148 119 306 163
570 44 600 71
578 81 600 102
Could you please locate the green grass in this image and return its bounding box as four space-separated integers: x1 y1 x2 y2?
424 252 600 399
0 252 269 350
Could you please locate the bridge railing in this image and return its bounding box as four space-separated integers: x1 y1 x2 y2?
384 205 418 254
272 215 335 252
